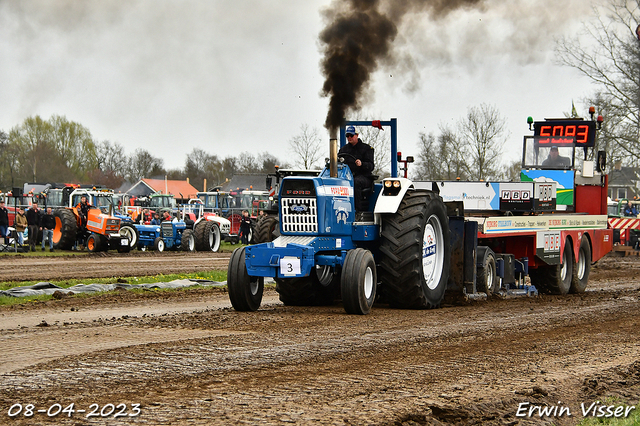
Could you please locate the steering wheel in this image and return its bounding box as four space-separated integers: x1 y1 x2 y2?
339 153 357 163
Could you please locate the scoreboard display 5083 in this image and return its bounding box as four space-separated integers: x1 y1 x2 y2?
533 120 596 147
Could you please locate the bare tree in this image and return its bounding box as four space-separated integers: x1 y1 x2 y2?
583 91 627 168
184 148 224 188
222 157 238 181
260 152 286 174
556 1 640 166
457 103 508 180
414 132 438 180
289 124 324 170
126 148 165 182
500 159 523 182
236 152 262 174
95 140 128 179
414 126 469 181
165 168 187 181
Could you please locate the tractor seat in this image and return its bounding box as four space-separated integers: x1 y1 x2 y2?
360 175 378 199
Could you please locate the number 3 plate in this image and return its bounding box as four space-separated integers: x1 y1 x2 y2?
280 257 301 276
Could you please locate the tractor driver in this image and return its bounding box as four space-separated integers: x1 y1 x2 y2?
76 195 92 231
338 125 375 213
541 146 571 168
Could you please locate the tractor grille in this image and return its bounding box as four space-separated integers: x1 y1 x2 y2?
280 197 318 234
161 222 173 238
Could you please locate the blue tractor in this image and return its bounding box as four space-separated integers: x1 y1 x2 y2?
227 119 451 315
132 220 195 252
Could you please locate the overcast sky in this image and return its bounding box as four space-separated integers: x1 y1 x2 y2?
0 0 603 175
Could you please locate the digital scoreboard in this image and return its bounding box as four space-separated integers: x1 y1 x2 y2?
533 120 596 147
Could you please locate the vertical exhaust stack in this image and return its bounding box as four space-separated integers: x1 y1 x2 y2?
329 127 338 178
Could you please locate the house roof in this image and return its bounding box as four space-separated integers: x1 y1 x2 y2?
125 179 199 199
608 166 640 187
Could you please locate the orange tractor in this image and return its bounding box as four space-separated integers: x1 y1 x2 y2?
52 206 130 252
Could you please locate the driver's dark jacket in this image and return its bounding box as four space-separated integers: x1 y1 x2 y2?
76 202 91 220
338 139 375 177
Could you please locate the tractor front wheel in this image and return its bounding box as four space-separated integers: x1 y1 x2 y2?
86 234 103 252
154 237 165 252
228 247 264 311
341 248 377 315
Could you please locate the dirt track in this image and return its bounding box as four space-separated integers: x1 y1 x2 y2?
1 253 639 425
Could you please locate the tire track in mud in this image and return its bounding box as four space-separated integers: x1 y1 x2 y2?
1 254 639 425
0 326 244 374
1 289 639 425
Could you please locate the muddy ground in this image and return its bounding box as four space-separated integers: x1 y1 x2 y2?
0 252 639 425
0 251 231 282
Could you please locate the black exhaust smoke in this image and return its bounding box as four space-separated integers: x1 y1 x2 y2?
320 0 485 131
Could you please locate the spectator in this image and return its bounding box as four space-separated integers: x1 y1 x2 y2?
0 200 8 245
624 201 638 217
14 207 28 247
41 207 55 252
141 208 151 224
151 212 162 225
162 211 172 222
240 210 251 245
26 202 41 252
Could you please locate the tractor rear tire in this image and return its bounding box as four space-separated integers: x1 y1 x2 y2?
195 221 221 252
571 236 591 293
154 237 165 252
254 215 280 243
53 209 78 251
529 238 573 295
341 248 377 315
181 229 195 252
119 224 138 249
275 265 337 306
228 247 264 311
378 190 451 309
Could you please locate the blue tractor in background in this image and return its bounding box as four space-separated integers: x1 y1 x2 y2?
227 119 451 315
121 220 195 252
